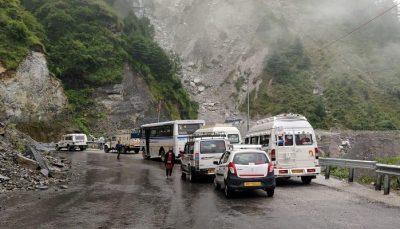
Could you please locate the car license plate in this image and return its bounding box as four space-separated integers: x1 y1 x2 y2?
292 169 304 174
208 168 215 174
244 182 262 187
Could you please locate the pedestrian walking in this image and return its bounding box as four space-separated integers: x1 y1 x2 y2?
165 148 175 178
116 141 124 160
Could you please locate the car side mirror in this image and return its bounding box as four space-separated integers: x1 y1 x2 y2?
213 161 219 165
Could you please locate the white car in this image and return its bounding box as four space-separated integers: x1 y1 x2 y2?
55 133 88 151
213 146 275 198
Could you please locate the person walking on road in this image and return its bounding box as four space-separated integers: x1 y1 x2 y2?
116 141 124 160
165 148 175 178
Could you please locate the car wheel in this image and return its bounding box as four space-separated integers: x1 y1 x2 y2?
55 146 60 151
266 189 274 197
79 147 85 151
181 172 186 180
214 178 221 190
160 149 166 162
134 148 140 154
301 176 312 184
224 182 232 198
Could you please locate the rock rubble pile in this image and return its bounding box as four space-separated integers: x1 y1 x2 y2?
0 123 71 192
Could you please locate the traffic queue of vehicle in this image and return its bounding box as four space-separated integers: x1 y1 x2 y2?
136 113 319 198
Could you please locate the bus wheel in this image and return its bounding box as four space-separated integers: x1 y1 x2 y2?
160 149 166 162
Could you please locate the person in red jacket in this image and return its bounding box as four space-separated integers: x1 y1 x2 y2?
164 148 175 178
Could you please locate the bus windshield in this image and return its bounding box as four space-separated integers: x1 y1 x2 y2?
178 124 201 135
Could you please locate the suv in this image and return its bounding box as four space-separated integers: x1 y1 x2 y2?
55 133 88 151
213 145 275 198
180 136 229 182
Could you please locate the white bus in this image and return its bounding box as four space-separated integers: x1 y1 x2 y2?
244 113 320 184
193 124 242 144
140 120 205 161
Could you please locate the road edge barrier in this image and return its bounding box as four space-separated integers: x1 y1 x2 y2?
319 157 400 195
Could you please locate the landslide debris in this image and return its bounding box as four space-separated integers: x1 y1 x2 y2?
0 123 71 192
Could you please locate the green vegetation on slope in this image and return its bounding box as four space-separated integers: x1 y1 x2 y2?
245 0 400 130
19 0 197 133
0 0 44 70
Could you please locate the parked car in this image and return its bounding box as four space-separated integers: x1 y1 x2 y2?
55 133 88 151
181 134 229 182
213 145 275 198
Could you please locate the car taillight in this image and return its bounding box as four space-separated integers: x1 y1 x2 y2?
315 148 319 159
271 149 276 161
307 168 316 173
268 162 274 173
228 162 237 174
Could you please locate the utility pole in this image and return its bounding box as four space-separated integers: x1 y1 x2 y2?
157 100 161 122
247 73 250 131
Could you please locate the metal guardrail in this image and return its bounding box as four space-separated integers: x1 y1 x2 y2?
320 157 400 195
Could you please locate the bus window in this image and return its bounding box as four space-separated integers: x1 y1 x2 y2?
295 134 313 145
178 124 201 135
260 135 270 146
250 136 259 144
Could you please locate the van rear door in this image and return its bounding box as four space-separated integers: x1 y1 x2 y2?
199 140 226 171
276 132 296 168
294 132 317 168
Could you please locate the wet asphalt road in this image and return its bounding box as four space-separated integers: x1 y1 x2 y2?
1 150 400 229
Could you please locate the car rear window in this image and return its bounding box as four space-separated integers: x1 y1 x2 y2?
200 140 226 154
233 152 269 165
75 135 85 140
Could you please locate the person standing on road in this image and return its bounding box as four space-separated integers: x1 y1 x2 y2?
165 148 175 178
116 141 124 160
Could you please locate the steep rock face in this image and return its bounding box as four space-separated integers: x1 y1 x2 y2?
93 64 156 132
0 52 66 122
112 0 277 123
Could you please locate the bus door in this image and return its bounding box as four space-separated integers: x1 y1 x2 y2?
145 128 150 155
276 131 296 168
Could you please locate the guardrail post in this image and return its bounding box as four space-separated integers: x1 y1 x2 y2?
325 166 330 179
383 175 390 195
375 174 382 191
348 168 354 182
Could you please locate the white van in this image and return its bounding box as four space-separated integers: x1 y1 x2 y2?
193 124 242 144
244 114 320 184
180 134 229 182
55 133 88 151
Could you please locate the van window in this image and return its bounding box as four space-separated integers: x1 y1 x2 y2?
233 152 269 165
250 136 259 144
227 134 240 144
200 140 226 154
295 134 313 145
260 135 270 146
276 135 294 146
75 135 85 141
65 136 73 141
244 138 249 144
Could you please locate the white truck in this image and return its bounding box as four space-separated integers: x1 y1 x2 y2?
244 113 320 184
104 129 141 154
55 133 88 151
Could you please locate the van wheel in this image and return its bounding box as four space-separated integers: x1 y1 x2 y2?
160 149 166 162
214 178 221 190
188 169 196 183
224 182 232 198
266 189 274 197
181 172 186 180
301 176 312 184
104 145 109 153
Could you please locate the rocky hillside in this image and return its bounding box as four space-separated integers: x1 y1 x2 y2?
113 0 400 130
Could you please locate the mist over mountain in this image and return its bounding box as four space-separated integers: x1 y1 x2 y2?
112 0 400 130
